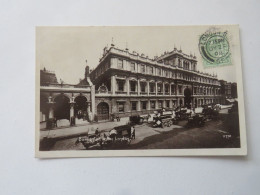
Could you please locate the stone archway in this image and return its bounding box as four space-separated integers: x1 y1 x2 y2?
97 102 109 121
184 87 192 108
74 95 87 119
54 94 70 120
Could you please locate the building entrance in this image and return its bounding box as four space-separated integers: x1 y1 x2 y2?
184 88 192 108
97 102 109 121
75 95 87 119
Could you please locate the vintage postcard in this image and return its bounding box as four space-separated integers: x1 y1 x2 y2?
35 25 247 158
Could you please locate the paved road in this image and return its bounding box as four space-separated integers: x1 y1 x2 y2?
40 110 239 150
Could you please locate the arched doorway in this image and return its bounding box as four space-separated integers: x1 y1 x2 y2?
74 95 87 119
184 88 192 108
97 102 109 121
54 95 70 120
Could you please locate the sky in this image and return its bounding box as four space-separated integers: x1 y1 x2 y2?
36 26 240 84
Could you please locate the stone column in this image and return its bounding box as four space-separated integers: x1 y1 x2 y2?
169 84 172 95
126 78 130 95
137 79 140 95
163 100 166 108
70 101 75 126
137 100 141 112
176 83 179 95
147 81 150 96
86 101 91 120
155 82 158 95
147 100 151 111
46 97 55 129
70 103 74 118
48 103 55 119
170 100 173 109
111 75 116 95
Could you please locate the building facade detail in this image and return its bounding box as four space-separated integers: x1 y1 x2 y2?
90 45 222 120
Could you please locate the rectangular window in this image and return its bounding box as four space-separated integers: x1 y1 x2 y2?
150 83 155 92
158 84 162 92
171 85 176 94
166 100 170 108
165 85 169 93
141 82 146 92
142 101 147 110
172 72 175 78
130 62 135 71
130 81 136 92
117 80 124 91
157 68 161 76
149 66 154 74
131 102 137 111
178 86 182 94
158 101 162 108
141 64 145 73
118 59 123 69
151 101 155 109
173 100 177 107
165 70 168 77
118 102 124 112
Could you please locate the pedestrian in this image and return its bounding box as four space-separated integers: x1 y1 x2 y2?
131 126 135 140
95 128 99 136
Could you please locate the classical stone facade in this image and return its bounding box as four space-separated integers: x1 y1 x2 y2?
90 45 222 120
40 66 95 128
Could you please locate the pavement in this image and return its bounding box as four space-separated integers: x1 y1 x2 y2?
40 117 130 141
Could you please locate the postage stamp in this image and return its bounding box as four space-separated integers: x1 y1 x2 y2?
199 30 232 67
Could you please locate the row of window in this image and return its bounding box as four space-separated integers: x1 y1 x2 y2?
117 100 171 113
117 59 219 85
117 80 182 93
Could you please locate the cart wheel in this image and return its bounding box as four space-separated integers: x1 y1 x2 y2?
168 120 173 127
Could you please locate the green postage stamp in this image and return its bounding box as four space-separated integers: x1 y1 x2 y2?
199 30 231 67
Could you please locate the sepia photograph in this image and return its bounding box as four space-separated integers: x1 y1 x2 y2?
35 25 247 158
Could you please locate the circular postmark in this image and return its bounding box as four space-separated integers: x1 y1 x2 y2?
199 31 231 66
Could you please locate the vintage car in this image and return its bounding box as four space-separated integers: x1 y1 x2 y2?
129 115 144 125
202 105 219 119
175 108 190 121
153 110 176 128
113 124 132 138
187 114 206 127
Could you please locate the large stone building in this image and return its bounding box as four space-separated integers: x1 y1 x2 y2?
90 44 222 121
220 80 238 104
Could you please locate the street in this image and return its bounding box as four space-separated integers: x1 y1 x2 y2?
40 108 240 151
